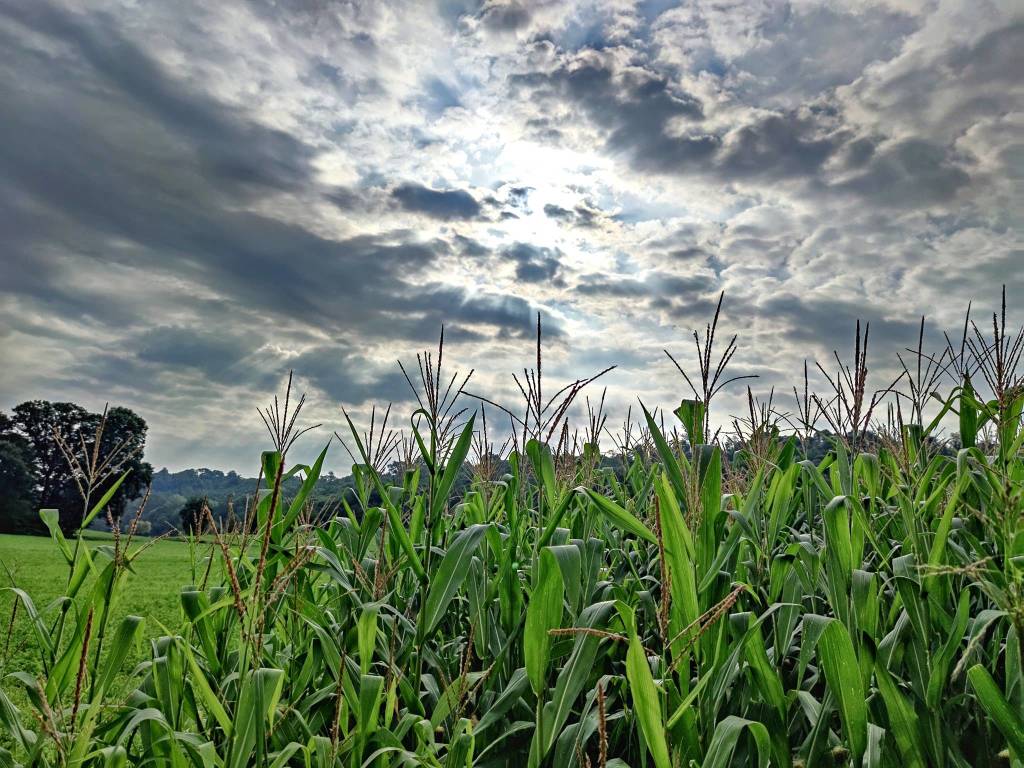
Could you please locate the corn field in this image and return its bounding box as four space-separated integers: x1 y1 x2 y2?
1 294 1023 767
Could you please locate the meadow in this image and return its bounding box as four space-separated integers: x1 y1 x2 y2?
0 296 1021 767
0 534 193 690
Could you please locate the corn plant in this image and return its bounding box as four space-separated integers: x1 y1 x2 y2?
1 294 1022 767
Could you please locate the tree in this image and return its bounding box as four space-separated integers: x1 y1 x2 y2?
0 418 38 533
7 401 152 535
10 401 94 516
179 496 207 536
95 407 153 530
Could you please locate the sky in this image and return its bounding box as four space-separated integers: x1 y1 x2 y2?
0 0 1021 473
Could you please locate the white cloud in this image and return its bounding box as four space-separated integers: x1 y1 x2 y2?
0 0 1020 470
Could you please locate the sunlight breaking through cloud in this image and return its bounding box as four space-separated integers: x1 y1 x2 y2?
0 0 1020 471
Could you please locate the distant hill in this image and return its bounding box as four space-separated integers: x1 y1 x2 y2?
117 433 843 536
121 466 357 535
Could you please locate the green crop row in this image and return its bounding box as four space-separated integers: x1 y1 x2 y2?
1 296 1021 767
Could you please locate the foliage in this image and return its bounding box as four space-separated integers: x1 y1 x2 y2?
91 407 152 527
0 418 37 534
137 467 360 535
1 402 152 534
179 496 208 536
0 296 1022 767
0 532 195 706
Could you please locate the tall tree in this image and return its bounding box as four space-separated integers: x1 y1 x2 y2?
0 415 38 533
96 407 153 530
10 401 93 514
179 496 207 536
7 401 152 534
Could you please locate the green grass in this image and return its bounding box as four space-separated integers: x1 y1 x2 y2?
0 534 196 700
0 536 188 651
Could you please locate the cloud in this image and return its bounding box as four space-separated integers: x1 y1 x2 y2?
510 47 852 185
755 293 926 361
1 4 317 199
576 271 709 300
477 1 532 33
657 3 919 106
510 49 709 172
543 201 606 228
502 243 566 284
290 344 412 405
0 0 1019 470
136 327 257 380
391 182 483 220
833 138 970 208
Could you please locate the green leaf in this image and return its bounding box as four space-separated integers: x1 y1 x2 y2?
475 668 530 734
228 668 285 768
642 404 688 505
282 442 330 530
968 663 1024 760
818 619 867 762
529 600 616 767
578 488 656 544
656 474 698 660
673 398 705 447
181 639 233 736
69 616 146 763
342 409 425 582
625 630 670 768
526 438 558 513
525 548 565 695
421 523 490 638
927 590 969 708
703 716 771 768
81 469 130 529
358 602 381 677
432 414 476 519
874 659 926 768
39 509 73 563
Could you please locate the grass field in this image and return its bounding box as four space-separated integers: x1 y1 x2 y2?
0 533 201 700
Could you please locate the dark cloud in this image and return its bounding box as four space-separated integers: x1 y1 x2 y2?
755 293 930 362
523 117 564 142
325 186 364 210
575 272 721 328
508 35 994 210
718 111 844 180
835 139 970 208
506 186 532 208
477 1 532 33
543 203 573 219
403 283 544 336
291 345 412 406
136 327 255 381
421 77 463 116
946 22 1024 86
0 4 316 199
391 183 482 220
452 234 489 257
511 51 849 181
511 52 708 172
543 201 604 228
503 243 565 284
576 272 709 299
0 0 553 428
